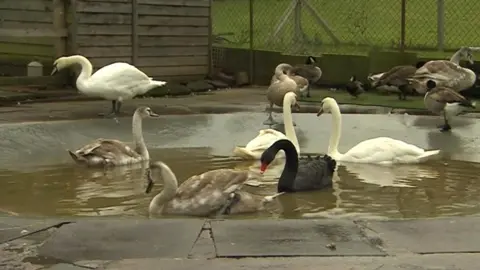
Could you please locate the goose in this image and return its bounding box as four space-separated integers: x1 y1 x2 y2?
409 47 480 94
234 91 300 160
51 55 166 117
371 62 426 100
424 80 476 132
290 56 322 98
317 97 441 164
260 139 337 192
264 63 302 125
345 75 365 99
68 106 158 166
145 161 282 217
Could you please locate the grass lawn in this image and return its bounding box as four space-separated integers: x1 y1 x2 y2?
212 0 480 57
300 89 480 111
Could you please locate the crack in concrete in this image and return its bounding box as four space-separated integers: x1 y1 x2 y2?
1 221 74 245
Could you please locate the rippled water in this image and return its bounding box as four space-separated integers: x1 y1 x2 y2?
1 147 480 219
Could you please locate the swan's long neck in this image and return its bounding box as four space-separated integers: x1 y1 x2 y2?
149 163 178 213
328 103 343 158
132 112 149 159
449 50 463 64
277 143 299 192
283 95 299 153
69 55 94 92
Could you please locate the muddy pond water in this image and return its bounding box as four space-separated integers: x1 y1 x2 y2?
1 112 480 219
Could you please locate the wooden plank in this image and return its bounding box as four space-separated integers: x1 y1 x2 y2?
1 10 53 23
67 0 78 54
89 57 132 68
81 0 130 2
0 42 55 57
138 5 209 17
138 46 208 57
138 26 208 36
157 74 205 82
0 37 53 46
136 56 208 67
76 36 131 46
138 15 208 26
78 13 131 24
77 25 131 35
138 0 210 7
140 65 208 77
0 21 54 30
132 0 138 65
53 0 66 57
139 36 208 46
0 0 52 12
77 46 132 57
77 1 131 14
0 29 67 38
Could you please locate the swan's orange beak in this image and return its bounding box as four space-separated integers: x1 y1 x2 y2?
260 163 267 174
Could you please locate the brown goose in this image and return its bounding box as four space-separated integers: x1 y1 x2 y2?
372 62 425 100
290 56 322 98
424 80 476 132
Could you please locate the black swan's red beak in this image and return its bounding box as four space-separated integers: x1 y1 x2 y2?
260 163 268 174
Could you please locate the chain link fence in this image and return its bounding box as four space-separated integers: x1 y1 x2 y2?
212 0 480 59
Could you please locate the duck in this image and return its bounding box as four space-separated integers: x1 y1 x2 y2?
145 161 282 217
424 80 476 132
68 106 159 166
409 47 480 94
316 97 441 164
371 62 426 100
234 91 300 160
345 75 365 99
51 55 166 117
290 56 322 98
260 139 337 192
264 64 301 126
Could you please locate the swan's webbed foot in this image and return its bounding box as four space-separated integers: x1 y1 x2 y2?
263 115 278 126
440 124 452 132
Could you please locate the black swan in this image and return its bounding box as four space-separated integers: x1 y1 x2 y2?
260 139 337 192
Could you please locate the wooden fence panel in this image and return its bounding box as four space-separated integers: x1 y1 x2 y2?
0 0 57 76
136 0 211 81
75 0 133 69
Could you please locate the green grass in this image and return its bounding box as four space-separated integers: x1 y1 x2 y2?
212 0 480 57
301 89 480 111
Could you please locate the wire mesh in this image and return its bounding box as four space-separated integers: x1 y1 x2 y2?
444 0 480 50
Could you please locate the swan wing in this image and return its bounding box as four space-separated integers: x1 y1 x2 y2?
86 63 154 97
170 169 252 214
292 155 336 191
75 139 140 159
245 130 287 152
343 137 427 163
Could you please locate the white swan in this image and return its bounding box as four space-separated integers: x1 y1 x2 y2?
233 92 300 160
317 97 441 164
51 55 167 117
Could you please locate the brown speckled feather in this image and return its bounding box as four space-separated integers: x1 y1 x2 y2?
267 80 298 107
378 65 417 85
428 87 470 103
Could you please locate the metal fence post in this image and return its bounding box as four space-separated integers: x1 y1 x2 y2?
249 0 254 84
400 0 406 52
131 0 138 65
437 0 445 51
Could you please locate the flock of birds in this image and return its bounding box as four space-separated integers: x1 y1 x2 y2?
48 47 479 218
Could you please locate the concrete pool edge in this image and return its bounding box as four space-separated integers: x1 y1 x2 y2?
2 88 480 124
2 216 480 269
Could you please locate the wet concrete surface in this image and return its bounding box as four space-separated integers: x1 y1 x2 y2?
2 216 480 269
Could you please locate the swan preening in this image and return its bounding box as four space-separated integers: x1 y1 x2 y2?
51 55 167 117
234 91 300 160
145 161 282 217
68 106 158 166
317 97 441 164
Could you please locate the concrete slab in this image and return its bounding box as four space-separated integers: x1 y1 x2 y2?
364 217 480 253
0 216 67 244
210 219 385 257
38 219 205 261
102 254 480 270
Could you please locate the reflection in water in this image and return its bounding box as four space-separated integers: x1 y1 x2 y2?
1 148 480 219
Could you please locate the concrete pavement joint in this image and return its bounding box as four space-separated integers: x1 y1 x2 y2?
0 221 74 245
